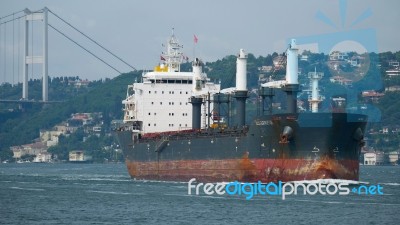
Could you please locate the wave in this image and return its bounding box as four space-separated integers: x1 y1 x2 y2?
81 178 131 182
164 193 228 199
59 176 131 182
10 186 45 191
293 199 400 206
379 182 400 186
132 179 187 184
86 190 143 195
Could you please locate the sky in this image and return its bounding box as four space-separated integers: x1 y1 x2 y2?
0 0 399 83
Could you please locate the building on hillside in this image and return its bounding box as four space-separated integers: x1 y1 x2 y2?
259 66 273 73
69 150 92 163
329 51 348 61
40 130 66 147
330 75 353 86
361 90 385 102
11 142 48 159
385 85 400 92
388 60 399 68
364 151 385 165
32 152 52 163
386 69 400 77
300 55 308 61
388 151 399 165
54 124 68 133
348 55 364 67
68 79 90 88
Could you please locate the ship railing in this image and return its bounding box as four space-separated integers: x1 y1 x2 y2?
138 126 248 143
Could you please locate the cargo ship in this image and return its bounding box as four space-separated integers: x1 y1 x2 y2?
115 32 367 182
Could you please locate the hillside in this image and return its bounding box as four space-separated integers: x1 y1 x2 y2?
1 50 400 159
0 71 140 158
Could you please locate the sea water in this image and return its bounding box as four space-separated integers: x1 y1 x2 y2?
0 163 398 225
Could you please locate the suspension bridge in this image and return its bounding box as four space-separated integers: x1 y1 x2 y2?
0 7 135 105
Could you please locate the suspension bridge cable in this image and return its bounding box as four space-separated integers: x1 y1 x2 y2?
3 22 6 84
48 23 122 74
18 17 20 84
0 9 44 26
0 14 25 26
0 10 24 20
49 10 136 71
0 18 2 84
31 19 33 81
0 9 24 84
13 13 15 85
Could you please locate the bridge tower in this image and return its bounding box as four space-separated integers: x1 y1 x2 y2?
22 7 48 102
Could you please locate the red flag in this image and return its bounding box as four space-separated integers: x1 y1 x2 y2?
194 35 198 44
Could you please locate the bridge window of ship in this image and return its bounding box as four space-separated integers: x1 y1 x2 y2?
162 91 164 94
148 124 150 126
160 102 162 105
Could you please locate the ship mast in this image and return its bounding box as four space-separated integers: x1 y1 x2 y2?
162 28 184 72
308 67 323 113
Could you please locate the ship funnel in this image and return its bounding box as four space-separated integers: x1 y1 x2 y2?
234 49 248 127
286 39 298 85
236 49 247 91
192 58 203 93
282 39 300 114
189 96 203 130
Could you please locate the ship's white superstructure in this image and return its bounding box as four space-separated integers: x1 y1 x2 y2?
122 32 220 133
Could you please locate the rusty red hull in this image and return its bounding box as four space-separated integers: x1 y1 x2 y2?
125 157 359 183
116 113 367 183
